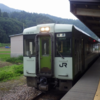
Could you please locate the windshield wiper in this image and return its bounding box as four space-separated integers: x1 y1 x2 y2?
57 50 64 59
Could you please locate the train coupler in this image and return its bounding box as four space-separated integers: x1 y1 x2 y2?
39 84 49 91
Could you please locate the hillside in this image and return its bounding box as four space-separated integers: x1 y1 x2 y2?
0 3 98 43
0 3 21 13
0 10 54 43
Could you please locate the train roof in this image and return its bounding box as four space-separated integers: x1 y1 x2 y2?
23 23 72 34
74 26 90 37
23 23 97 41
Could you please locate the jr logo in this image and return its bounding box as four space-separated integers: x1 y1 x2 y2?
59 63 67 67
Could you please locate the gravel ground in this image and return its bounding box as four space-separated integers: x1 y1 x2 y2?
0 76 41 100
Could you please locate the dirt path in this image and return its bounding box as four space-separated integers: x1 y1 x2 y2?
0 76 26 96
0 61 13 68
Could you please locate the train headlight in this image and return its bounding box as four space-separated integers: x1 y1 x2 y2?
40 27 50 32
41 27 45 31
56 33 66 37
45 27 49 31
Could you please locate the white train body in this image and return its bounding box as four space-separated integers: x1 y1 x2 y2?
23 23 99 91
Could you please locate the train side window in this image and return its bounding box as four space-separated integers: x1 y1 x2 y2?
24 39 35 57
23 34 36 57
86 44 91 55
55 35 71 57
29 41 34 55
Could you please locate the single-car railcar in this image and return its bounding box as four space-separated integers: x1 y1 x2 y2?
23 23 99 91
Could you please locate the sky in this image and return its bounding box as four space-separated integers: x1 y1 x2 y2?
0 0 77 19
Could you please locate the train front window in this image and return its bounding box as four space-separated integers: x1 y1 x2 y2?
23 35 36 57
55 33 71 57
42 39 49 55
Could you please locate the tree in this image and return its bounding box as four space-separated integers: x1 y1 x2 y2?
3 12 9 18
0 9 2 17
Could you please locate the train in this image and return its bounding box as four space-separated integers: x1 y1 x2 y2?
23 23 99 91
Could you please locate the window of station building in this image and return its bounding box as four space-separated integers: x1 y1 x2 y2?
23 35 36 57
55 33 71 57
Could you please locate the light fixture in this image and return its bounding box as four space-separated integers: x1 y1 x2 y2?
40 27 50 32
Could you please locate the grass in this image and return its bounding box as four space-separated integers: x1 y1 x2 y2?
0 51 10 53
0 44 24 82
0 48 10 50
0 54 10 61
0 46 10 61
0 55 23 82
0 46 23 63
0 64 23 82
0 43 10 47
0 54 23 64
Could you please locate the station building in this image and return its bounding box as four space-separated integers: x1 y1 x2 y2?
9 33 23 57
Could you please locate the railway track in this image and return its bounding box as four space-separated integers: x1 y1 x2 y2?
33 90 66 100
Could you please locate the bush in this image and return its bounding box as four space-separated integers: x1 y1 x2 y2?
6 56 23 64
14 64 23 74
0 64 23 81
18 56 23 61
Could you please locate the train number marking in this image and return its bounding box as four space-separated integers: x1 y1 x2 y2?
59 63 67 67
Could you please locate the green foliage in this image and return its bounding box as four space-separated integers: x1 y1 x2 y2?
0 9 2 17
0 9 54 43
0 43 10 47
6 56 23 64
0 17 23 43
0 54 10 61
10 11 54 27
0 64 23 81
3 12 9 18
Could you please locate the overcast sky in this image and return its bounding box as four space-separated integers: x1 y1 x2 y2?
0 0 77 19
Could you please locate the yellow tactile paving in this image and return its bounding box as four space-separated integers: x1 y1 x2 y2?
94 80 100 100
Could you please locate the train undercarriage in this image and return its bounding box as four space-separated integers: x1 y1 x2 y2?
26 77 72 91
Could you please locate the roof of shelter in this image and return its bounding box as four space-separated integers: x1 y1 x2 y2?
9 33 23 37
69 0 100 39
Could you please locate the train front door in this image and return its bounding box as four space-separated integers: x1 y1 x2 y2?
39 36 52 74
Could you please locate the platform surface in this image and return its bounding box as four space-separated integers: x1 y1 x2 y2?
61 57 100 100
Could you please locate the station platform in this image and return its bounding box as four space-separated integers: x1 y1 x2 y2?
61 57 100 100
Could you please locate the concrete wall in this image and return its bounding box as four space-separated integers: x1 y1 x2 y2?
10 35 23 57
